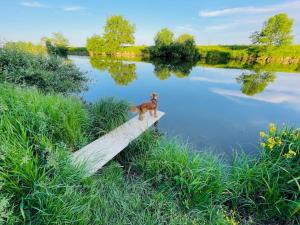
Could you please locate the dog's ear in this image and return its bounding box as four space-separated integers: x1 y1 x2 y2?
151 92 158 99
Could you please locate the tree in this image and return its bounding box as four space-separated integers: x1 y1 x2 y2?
150 30 200 61
86 35 106 56
176 33 194 43
250 13 294 46
154 28 174 46
103 15 135 53
41 32 69 57
41 32 69 47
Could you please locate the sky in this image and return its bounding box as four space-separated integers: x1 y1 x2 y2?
0 0 300 46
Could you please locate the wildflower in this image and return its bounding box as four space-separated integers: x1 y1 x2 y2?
267 137 276 150
284 150 297 159
269 123 277 134
260 131 266 138
275 137 283 146
260 142 266 148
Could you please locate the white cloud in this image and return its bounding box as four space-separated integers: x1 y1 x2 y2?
62 6 85 12
20 1 86 12
20 1 50 8
199 0 300 17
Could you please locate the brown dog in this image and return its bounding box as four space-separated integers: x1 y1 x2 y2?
130 93 158 121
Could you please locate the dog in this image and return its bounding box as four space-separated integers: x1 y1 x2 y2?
130 93 158 121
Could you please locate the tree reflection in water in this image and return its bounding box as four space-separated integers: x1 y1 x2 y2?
236 68 276 96
90 56 198 85
152 58 197 80
90 56 137 86
89 56 276 94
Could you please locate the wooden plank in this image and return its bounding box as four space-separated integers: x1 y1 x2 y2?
72 111 165 175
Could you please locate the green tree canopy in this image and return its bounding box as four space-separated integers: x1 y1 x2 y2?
103 15 135 53
250 13 294 46
86 15 135 55
41 32 69 47
86 35 106 55
176 34 194 43
154 28 174 46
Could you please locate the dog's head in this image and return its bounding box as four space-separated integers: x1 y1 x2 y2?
151 92 158 101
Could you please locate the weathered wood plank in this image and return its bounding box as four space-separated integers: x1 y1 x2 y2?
72 111 165 175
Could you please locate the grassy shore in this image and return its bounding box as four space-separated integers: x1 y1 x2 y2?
0 49 299 224
69 45 300 65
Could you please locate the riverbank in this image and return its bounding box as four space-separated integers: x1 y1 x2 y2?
69 44 300 66
0 49 299 224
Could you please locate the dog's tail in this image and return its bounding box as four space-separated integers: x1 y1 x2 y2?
129 106 140 113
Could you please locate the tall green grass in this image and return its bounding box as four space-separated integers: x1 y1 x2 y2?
0 84 219 224
87 97 129 139
0 81 299 223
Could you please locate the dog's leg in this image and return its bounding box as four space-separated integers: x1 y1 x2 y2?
154 108 157 117
149 110 153 116
139 112 143 120
141 112 145 121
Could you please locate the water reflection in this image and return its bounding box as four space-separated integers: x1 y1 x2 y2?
89 56 287 98
90 56 199 85
236 69 276 96
90 57 137 86
151 58 198 80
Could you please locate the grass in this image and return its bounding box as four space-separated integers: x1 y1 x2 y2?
0 84 227 224
0 48 87 93
87 97 129 139
0 48 299 224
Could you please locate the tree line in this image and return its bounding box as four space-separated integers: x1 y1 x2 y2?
3 13 295 60
86 13 295 59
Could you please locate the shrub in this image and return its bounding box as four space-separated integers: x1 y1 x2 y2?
4 41 47 55
0 48 87 93
227 124 300 224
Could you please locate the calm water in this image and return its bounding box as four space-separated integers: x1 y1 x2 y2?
71 56 300 156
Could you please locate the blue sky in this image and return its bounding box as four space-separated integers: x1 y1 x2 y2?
1 0 300 46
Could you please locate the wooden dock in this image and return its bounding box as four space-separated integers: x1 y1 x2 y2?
72 111 165 176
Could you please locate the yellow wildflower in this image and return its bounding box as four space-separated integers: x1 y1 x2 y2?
260 131 266 138
269 123 277 134
267 137 276 150
284 150 297 159
260 142 266 148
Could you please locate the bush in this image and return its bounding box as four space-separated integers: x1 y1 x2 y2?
0 48 87 93
67 47 88 56
4 41 47 55
227 124 300 223
150 39 200 61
